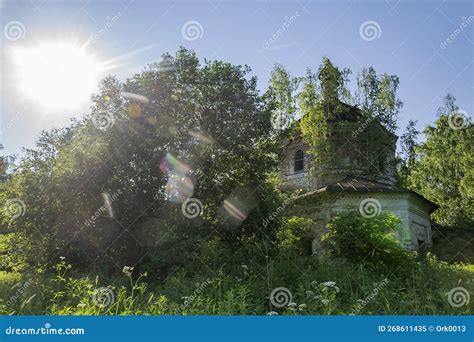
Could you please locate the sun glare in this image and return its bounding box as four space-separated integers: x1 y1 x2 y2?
10 41 105 110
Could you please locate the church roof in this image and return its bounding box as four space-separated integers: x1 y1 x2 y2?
296 175 438 213
286 101 398 143
326 102 361 122
325 175 406 193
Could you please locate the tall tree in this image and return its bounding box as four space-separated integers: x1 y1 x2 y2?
299 58 350 164
400 120 420 166
397 120 420 186
408 95 473 227
0 145 9 183
355 67 402 133
299 75 328 166
267 64 298 131
1 48 279 272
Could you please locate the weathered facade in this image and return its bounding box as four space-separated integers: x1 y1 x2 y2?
280 104 437 253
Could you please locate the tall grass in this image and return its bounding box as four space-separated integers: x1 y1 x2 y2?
1 251 472 315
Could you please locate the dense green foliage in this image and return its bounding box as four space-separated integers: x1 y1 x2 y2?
299 58 350 167
299 85 329 166
267 64 298 131
398 119 420 184
0 145 11 183
355 66 403 133
0 48 282 273
275 216 313 255
408 95 473 227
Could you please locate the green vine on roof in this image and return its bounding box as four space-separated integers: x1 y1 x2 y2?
268 57 402 179
299 82 329 167
299 58 349 168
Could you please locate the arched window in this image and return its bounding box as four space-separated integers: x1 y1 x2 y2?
294 150 304 172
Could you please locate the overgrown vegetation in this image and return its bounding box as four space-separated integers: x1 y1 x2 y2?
0 50 472 316
406 95 473 227
1 243 472 315
323 213 410 266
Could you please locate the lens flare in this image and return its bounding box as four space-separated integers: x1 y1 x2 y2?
160 153 191 175
160 153 194 202
223 199 247 222
218 186 257 229
165 174 194 203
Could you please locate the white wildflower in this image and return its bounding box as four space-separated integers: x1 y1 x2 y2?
322 281 336 287
122 266 134 276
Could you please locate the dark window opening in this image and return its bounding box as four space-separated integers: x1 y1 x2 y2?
294 150 304 172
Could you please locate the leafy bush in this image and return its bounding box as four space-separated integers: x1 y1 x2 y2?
322 212 410 266
0 48 280 273
0 233 25 272
276 216 313 255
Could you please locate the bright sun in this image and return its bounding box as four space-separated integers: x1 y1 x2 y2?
11 41 104 110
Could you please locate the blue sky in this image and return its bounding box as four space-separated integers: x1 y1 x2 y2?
1 0 472 156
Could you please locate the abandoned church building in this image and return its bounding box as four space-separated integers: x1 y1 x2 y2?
279 102 438 254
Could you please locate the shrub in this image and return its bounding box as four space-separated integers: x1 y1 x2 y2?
0 233 26 272
322 212 409 266
276 216 313 256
